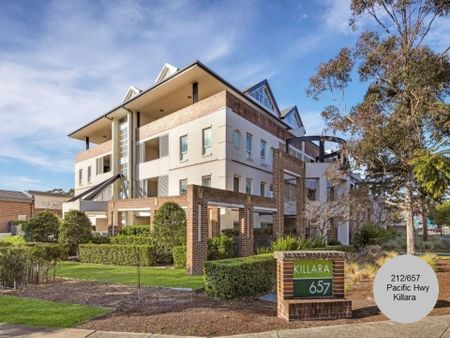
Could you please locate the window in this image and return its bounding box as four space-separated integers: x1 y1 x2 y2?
250 86 274 112
202 127 212 155
202 175 211 187
232 129 241 149
269 147 273 164
180 135 188 161
245 178 252 194
78 169 83 186
96 154 111 175
87 166 92 184
327 185 335 201
233 176 240 193
260 140 266 162
179 179 187 195
260 181 266 197
246 133 252 159
269 184 273 197
306 178 319 201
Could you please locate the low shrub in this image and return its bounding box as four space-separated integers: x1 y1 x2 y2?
420 253 439 271
0 235 26 245
382 233 445 252
221 229 239 237
79 244 156 266
254 228 273 235
272 235 326 251
353 223 395 248
173 245 186 268
110 235 152 245
208 234 235 260
203 254 276 299
0 246 29 288
119 225 151 236
23 211 60 243
256 246 272 254
89 235 111 244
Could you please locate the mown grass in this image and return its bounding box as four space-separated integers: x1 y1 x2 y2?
56 261 204 290
0 295 109 328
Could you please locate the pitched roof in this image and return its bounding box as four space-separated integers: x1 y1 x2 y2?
242 79 281 116
280 106 294 117
0 190 32 202
27 190 72 198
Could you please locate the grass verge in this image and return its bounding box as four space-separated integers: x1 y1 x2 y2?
0 295 109 328
55 261 204 290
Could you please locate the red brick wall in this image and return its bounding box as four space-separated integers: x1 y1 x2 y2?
0 200 32 232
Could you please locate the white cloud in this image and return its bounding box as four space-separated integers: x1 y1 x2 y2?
0 0 257 173
0 176 44 191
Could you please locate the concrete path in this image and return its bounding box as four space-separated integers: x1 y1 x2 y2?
1 315 449 338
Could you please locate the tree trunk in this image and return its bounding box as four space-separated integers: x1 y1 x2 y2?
422 204 428 242
406 184 416 255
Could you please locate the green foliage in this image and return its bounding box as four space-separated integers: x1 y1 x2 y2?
382 233 445 252
420 253 439 271
152 202 186 263
89 235 111 244
411 149 450 200
23 211 60 242
0 246 29 288
352 223 395 248
0 235 26 245
59 210 92 255
254 228 273 235
79 244 156 266
203 254 275 299
119 225 151 236
221 229 239 237
207 234 235 260
172 245 186 268
271 235 326 251
110 235 152 245
430 200 450 226
256 246 272 255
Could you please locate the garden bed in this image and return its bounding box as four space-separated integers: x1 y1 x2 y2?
1 258 450 336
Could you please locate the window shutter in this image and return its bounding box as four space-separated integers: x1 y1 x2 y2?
159 135 169 157
158 176 169 196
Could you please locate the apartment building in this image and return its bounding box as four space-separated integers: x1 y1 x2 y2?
64 61 358 250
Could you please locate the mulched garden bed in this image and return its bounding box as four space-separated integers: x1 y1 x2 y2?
2 259 450 336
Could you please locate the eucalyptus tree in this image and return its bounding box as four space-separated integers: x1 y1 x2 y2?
307 0 450 254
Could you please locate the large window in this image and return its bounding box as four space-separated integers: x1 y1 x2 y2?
87 166 91 184
260 181 266 197
306 178 319 201
232 129 241 149
202 175 211 187
96 154 111 175
179 179 187 195
78 169 83 186
260 140 266 162
250 86 274 112
246 133 253 159
180 135 188 161
245 178 252 194
202 127 212 155
233 176 240 193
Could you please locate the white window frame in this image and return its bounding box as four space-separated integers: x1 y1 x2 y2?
179 179 188 195
180 134 188 161
246 133 253 160
202 127 212 155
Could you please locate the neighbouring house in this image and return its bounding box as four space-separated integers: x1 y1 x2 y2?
64 60 380 274
0 190 33 235
0 189 71 235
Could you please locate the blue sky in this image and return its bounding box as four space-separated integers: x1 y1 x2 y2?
0 0 448 192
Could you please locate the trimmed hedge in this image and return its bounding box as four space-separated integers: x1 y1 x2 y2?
172 245 186 268
79 244 156 266
119 225 151 236
110 235 152 245
203 254 275 299
207 234 235 260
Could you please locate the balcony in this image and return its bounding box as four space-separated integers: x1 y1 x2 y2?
75 140 112 163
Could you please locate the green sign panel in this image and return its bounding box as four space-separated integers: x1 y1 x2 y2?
293 259 333 298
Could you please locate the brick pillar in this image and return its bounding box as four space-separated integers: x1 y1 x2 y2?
272 149 284 237
186 185 208 275
210 208 221 237
296 176 305 238
238 206 254 256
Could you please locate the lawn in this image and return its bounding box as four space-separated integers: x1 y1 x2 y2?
0 295 109 328
55 261 204 290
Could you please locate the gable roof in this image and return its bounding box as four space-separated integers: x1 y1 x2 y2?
280 105 305 131
242 79 281 117
155 63 179 84
122 85 142 103
0 189 32 203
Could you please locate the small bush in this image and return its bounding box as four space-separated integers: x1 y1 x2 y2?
203 254 275 299
119 225 151 236
59 210 92 255
79 244 156 266
272 235 326 251
89 235 111 244
23 211 60 242
382 233 445 252
256 246 272 254
375 251 398 267
221 229 239 237
173 245 186 268
327 239 342 246
0 246 29 288
420 253 439 271
208 234 235 260
0 235 26 245
110 235 152 245
353 223 395 248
